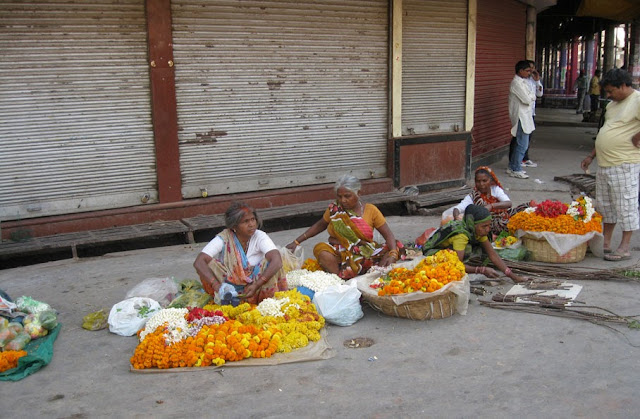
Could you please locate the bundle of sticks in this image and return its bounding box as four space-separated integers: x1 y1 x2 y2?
468 257 640 282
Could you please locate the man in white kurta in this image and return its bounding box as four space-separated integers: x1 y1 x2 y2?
507 60 537 179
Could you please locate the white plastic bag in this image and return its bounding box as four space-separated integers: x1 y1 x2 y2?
125 277 179 307
108 297 161 337
312 280 363 326
280 246 304 274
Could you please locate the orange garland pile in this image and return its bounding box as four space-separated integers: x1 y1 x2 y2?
376 249 465 296
0 350 27 372
508 211 602 235
131 320 281 369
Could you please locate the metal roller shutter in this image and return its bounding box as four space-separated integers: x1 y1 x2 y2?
473 0 526 156
401 0 468 135
0 0 157 221
171 0 389 198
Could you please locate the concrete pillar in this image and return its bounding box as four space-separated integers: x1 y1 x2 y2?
560 42 568 91
570 37 579 91
585 34 595 76
551 46 558 89
526 6 537 60
629 20 640 87
603 24 616 71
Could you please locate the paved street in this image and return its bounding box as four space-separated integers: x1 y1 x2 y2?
1 109 639 418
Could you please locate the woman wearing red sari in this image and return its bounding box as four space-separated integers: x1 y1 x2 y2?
450 166 529 237
286 175 399 279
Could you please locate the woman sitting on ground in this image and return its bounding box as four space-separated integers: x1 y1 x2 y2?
285 175 399 279
446 166 529 237
194 202 286 304
424 204 524 283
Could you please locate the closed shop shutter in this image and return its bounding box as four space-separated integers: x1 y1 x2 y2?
473 0 526 156
401 0 468 135
0 0 157 221
171 0 389 198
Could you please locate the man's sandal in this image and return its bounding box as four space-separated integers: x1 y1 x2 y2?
604 252 631 261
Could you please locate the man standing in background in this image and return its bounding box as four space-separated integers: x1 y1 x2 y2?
575 70 588 114
589 69 602 113
507 60 536 179
509 60 543 169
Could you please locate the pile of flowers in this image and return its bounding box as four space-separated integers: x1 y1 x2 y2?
301 258 321 272
374 249 465 296
130 290 324 370
508 196 602 235
494 234 518 249
0 350 27 372
286 269 343 292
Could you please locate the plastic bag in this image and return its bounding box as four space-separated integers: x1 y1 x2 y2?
108 297 161 337
312 280 363 326
15 296 52 314
0 322 17 347
125 277 179 308
168 290 211 309
496 247 529 261
280 246 304 274
23 314 49 339
82 310 108 331
23 315 48 339
38 310 58 331
4 331 31 351
217 283 241 307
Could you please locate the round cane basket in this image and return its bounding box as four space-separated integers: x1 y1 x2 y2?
522 235 587 263
360 290 457 321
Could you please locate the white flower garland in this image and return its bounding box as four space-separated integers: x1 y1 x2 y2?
567 196 595 223
139 308 188 343
256 296 300 317
286 269 344 292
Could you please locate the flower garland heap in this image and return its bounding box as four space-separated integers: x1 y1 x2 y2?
301 258 321 272
131 290 324 370
374 249 465 296
508 196 602 235
286 269 344 293
0 350 28 373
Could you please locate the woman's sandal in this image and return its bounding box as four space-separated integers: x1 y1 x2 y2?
604 252 631 261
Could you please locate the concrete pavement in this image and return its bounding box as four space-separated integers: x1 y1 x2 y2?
1 108 639 418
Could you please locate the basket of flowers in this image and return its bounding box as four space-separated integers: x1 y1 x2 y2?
356 250 469 320
507 196 602 263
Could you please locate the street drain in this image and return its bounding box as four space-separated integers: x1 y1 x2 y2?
343 337 375 348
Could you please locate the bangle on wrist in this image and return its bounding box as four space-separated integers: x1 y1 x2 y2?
474 266 479 273
294 239 300 246
504 267 512 276
302 232 308 240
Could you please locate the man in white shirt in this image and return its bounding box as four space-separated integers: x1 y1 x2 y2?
507 60 537 179
508 60 544 169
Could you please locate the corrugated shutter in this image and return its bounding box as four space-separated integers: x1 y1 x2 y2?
171 0 389 198
472 0 526 156
401 0 468 135
0 0 156 222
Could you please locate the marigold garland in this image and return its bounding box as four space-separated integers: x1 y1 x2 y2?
0 350 27 372
508 202 603 235
131 290 325 369
376 249 466 296
301 258 321 272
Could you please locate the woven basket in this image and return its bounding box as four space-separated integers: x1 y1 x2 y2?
522 235 587 263
361 290 457 320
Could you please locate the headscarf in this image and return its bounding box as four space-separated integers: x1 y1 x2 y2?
475 166 503 190
422 204 492 254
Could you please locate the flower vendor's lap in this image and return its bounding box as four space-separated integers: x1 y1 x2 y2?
596 163 640 230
